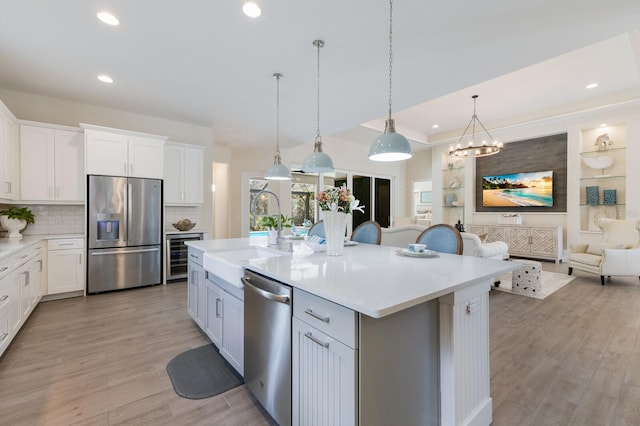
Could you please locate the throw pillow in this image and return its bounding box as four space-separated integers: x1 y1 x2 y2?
586 242 624 255
478 233 488 243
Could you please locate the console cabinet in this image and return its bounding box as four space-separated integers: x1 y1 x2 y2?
468 224 563 263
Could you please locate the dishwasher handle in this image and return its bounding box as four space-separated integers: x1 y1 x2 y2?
241 277 290 305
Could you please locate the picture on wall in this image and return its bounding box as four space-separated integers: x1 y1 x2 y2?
482 171 554 207
420 191 432 204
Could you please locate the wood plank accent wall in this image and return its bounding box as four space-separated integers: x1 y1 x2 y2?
475 133 567 213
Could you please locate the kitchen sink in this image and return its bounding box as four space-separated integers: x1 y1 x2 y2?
203 246 288 288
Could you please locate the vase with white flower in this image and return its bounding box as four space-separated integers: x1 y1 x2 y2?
316 186 365 256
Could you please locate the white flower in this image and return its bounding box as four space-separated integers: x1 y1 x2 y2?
350 199 365 213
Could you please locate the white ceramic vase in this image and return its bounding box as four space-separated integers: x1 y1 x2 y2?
0 215 27 240
321 210 348 256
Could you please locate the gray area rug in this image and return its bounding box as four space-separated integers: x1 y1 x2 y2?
166 344 244 399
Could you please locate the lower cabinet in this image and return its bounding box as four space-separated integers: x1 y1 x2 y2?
187 251 206 328
292 317 357 426
204 279 222 347
204 277 244 375
0 243 46 357
292 288 358 426
187 246 243 376
47 238 84 294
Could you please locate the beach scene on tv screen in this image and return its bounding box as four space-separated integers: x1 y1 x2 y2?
482 171 553 207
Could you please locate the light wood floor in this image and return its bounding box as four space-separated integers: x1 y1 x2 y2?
1 265 639 425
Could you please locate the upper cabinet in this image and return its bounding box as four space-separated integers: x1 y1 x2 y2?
82 124 166 179
0 100 20 200
20 123 84 202
164 142 205 205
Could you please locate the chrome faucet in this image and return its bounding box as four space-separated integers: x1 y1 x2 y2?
251 189 282 246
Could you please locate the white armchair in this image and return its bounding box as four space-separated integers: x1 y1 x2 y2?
460 232 509 260
568 218 640 285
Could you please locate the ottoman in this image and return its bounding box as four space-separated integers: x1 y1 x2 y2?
512 259 542 295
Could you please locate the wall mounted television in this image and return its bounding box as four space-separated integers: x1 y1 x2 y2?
482 171 553 207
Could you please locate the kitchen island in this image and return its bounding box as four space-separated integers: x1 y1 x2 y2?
187 238 518 426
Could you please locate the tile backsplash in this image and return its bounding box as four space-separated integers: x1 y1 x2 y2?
0 204 205 236
1 205 85 236
165 206 204 231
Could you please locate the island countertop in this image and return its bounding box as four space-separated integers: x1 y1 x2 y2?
188 238 518 318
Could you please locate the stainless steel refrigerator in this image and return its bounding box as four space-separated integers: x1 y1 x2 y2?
87 175 162 293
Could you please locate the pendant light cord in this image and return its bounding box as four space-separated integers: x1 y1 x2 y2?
387 0 394 121
314 40 323 148
313 40 324 148
274 73 281 158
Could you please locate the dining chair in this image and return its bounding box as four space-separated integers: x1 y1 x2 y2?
415 224 463 254
307 220 325 238
350 220 382 245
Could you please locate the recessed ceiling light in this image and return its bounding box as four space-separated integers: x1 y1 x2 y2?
97 74 114 83
599 123 607 127
432 124 439 129
97 12 119 26
242 2 261 18
586 82 598 89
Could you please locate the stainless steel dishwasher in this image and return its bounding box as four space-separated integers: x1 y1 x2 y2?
241 270 292 426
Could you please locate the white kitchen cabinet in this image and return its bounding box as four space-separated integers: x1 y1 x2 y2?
164 142 204 205
0 100 20 200
187 247 206 328
219 289 243 374
20 123 84 202
83 125 166 179
204 276 244 375
188 245 244 375
292 288 357 426
0 242 46 357
47 238 84 294
205 279 223 347
292 317 357 426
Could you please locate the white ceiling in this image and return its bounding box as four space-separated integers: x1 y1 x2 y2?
1 1 639 151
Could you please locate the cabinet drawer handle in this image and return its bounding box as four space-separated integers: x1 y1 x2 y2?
0 332 8 342
304 309 330 323
304 332 329 348
57 242 75 246
0 267 8 272
0 295 8 302
216 298 222 318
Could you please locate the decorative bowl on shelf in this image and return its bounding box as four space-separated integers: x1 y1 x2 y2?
583 155 614 170
172 219 196 231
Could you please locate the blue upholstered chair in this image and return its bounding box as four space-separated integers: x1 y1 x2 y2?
307 220 325 238
415 224 463 254
351 220 382 245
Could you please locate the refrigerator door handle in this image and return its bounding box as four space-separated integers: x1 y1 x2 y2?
91 247 161 256
127 183 132 244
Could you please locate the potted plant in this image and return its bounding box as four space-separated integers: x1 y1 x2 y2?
258 214 292 245
258 214 292 231
0 206 35 240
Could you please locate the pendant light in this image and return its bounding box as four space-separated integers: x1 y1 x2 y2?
302 39 334 173
448 95 503 158
368 0 413 162
264 73 291 180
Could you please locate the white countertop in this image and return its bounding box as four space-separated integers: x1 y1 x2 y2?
188 238 518 319
0 234 84 260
